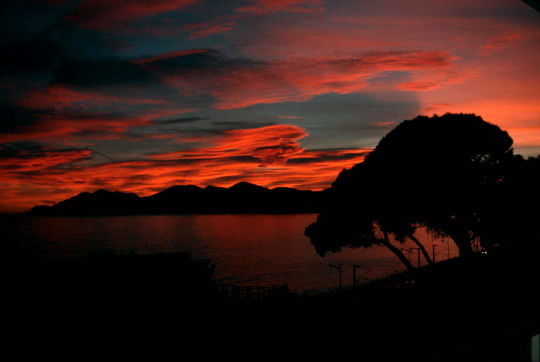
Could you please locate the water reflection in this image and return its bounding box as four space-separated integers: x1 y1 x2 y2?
2 214 459 293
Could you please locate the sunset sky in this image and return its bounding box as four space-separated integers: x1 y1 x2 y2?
1 0 540 212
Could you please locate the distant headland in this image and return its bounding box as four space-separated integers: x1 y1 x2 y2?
28 182 327 216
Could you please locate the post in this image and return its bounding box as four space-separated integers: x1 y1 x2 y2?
353 264 361 287
406 247 421 268
400 248 412 264
432 244 437 263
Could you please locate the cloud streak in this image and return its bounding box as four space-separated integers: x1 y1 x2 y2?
478 32 526 56
151 124 307 163
138 49 460 109
0 125 369 212
184 19 237 39
236 0 325 14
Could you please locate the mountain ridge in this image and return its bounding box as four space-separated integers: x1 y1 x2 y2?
28 182 328 216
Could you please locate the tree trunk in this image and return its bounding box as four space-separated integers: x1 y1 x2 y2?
380 232 415 270
407 233 434 264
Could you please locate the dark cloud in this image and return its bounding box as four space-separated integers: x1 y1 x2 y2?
1 1 123 81
151 116 207 124
0 36 63 79
51 57 158 89
212 121 272 128
287 149 371 164
0 141 43 157
0 103 43 133
0 142 93 170
0 1 64 44
227 155 260 163
137 48 258 73
63 0 199 32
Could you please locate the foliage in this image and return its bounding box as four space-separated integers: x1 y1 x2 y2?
306 113 518 264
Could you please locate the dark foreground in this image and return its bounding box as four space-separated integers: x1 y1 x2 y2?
5 247 539 361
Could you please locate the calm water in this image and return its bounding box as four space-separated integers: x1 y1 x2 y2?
2 214 457 293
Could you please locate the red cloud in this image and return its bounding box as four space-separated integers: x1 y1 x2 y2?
151 125 307 163
479 33 525 56
138 50 458 109
0 106 192 144
0 146 94 212
0 113 141 143
237 0 325 14
184 19 237 39
65 0 198 31
180 1 325 39
397 68 475 92
206 51 457 109
0 147 92 172
20 85 169 111
369 121 397 128
25 145 366 200
3 85 191 143
398 81 439 91
0 125 370 212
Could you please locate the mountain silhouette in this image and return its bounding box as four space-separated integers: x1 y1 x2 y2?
28 182 326 216
228 181 269 193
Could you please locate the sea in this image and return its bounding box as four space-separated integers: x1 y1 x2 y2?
1 214 457 294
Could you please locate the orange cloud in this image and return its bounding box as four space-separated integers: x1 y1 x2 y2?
0 146 94 212
0 147 92 172
0 125 370 212
398 81 439 91
152 125 308 163
398 68 476 92
370 121 397 128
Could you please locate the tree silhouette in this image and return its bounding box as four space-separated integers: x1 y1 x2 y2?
306 113 514 265
480 154 540 251
306 197 415 270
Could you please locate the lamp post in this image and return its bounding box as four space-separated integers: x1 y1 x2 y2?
402 247 421 268
352 264 362 287
412 247 421 268
401 248 412 264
